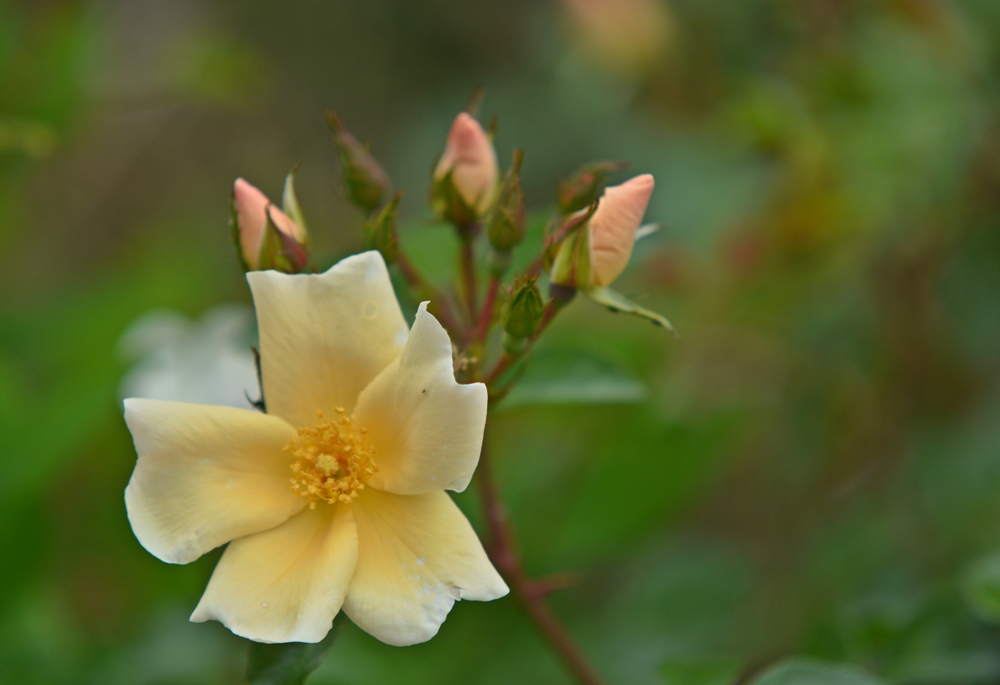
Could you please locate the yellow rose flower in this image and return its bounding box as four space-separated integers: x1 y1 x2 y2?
123 251 507 645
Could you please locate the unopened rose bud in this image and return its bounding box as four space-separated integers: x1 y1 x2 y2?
503 274 545 348
362 191 402 264
549 174 654 289
487 148 526 253
557 160 628 215
589 174 654 286
431 112 499 225
231 178 309 273
326 111 390 214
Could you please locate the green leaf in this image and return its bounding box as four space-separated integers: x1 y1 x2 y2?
498 348 646 411
962 550 1000 622
749 659 883 685
246 614 344 685
585 286 677 335
660 657 742 685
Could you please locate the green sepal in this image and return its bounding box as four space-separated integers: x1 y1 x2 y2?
585 286 678 336
429 166 480 227
282 166 310 244
257 206 308 274
543 201 597 274
246 613 345 685
362 191 402 264
549 216 594 290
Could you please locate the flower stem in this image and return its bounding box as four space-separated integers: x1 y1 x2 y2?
396 250 463 336
476 438 607 685
474 275 501 345
459 227 479 324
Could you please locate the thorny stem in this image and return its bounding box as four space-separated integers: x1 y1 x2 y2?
475 437 607 685
474 276 501 345
396 250 463 336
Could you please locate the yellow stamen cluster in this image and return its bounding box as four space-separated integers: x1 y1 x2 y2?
286 408 377 508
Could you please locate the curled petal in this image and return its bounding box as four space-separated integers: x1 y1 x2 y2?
191 505 358 643
247 251 409 428
124 399 304 564
589 174 654 287
354 303 487 495
343 489 508 646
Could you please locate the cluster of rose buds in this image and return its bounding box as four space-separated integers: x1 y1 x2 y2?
228 105 671 333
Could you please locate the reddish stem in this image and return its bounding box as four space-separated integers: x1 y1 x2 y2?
476 438 607 685
474 276 501 345
396 251 463 336
459 234 478 323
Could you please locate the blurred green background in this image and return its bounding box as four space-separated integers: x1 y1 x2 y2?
4 0 1000 683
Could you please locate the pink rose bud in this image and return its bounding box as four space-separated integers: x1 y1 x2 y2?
433 113 499 221
589 174 654 286
232 178 308 272
549 173 655 291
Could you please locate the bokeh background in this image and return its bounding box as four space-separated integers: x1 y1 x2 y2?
5 0 1000 683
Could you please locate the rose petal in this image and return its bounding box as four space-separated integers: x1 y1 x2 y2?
343 488 508 646
247 251 409 429
589 174 654 287
124 399 304 564
191 505 358 643
354 303 487 495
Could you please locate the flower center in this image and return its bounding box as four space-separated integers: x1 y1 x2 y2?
285 408 377 508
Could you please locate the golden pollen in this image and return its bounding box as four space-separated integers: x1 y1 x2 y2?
286 408 377 509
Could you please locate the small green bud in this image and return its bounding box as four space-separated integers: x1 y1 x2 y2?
545 201 598 290
557 160 628 214
502 274 545 340
326 111 390 214
487 148 526 251
362 191 402 264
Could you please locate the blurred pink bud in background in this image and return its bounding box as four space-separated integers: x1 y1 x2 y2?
562 0 673 75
